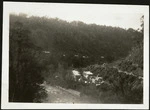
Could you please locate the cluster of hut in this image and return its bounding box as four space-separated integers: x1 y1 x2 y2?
71 70 104 86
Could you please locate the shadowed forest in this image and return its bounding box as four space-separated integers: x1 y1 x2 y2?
9 13 143 103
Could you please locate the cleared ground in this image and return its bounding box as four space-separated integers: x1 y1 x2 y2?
43 84 100 103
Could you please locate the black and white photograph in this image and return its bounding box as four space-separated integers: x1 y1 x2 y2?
1 2 149 109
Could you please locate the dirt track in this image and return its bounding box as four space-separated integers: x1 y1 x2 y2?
43 85 100 103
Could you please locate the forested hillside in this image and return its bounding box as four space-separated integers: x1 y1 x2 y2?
79 37 143 103
74 16 144 104
10 14 141 68
9 13 143 103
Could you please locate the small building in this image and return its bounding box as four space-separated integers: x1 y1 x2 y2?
101 56 104 59
83 71 93 79
74 54 79 57
95 76 103 83
72 70 80 76
90 76 103 84
82 56 86 58
43 51 50 54
82 56 89 58
72 70 81 81
91 77 96 83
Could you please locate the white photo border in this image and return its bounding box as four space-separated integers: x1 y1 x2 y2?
1 2 149 109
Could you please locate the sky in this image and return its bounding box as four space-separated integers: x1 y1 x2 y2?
6 2 145 30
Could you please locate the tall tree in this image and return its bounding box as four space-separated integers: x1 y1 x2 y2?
9 20 46 102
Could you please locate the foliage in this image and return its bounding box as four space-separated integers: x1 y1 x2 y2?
82 63 143 103
9 13 141 68
9 19 47 102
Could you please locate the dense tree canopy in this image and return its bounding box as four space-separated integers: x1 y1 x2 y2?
10 14 142 68
9 16 47 102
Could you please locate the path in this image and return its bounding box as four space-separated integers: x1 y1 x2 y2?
112 66 143 79
42 84 100 103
